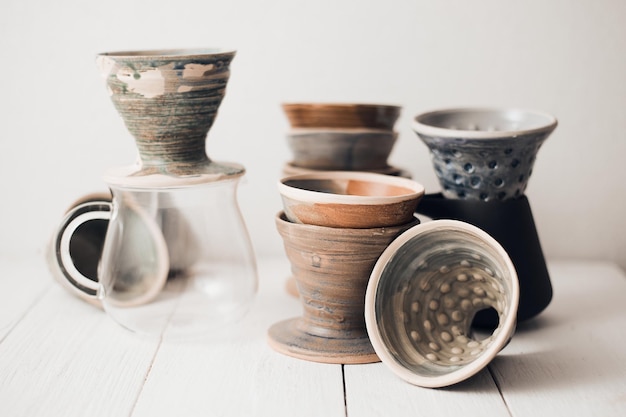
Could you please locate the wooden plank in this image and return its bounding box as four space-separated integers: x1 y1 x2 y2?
131 338 345 417
0 259 160 417
131 257 347 417
3 256 625 416
0 256 51 341
490 261 626 416
344 361 510 416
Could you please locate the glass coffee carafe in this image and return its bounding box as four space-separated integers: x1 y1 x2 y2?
48 49 258 339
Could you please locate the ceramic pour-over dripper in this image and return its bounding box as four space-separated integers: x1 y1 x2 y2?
365 220 519 388
270 172 425 363
277 171 423 298
412 108 557 201
97 48 243 181
48 49 258 339
411 108 556 327
270 212 420 364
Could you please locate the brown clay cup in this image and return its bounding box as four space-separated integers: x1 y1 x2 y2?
268 212 420 364
282 103 401 130
278 171 424 229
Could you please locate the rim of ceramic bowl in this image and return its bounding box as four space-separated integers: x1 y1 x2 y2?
364 219 519 388
282 162 407 177
97 48 236 59
276 211 420 234
278 171 424 205
282 103 402 111
412 107 558 139
287 128 398 135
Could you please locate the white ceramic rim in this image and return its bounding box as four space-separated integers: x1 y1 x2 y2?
365 219 520 388
102 163 245 189
58 210 110 296
97 48 236 59
412 107 558 139
278 171 425 205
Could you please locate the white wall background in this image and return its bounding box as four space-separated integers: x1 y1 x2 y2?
1 0 625 271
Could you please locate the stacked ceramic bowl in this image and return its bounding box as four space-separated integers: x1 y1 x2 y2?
269 171 425 365
282 103 405 176
269 170 522 388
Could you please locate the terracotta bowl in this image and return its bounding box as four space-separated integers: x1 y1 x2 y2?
278 172 425 228
283 103 401 130
287 128 397 171
365 219 519 388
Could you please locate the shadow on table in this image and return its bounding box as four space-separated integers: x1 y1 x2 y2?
483 316 626 393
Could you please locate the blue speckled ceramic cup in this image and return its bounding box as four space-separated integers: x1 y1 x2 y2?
412 108 557 201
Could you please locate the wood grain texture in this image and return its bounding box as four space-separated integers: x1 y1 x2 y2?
1 256 625 416
489 261 626 417
0 256 51 341
344 362 510 417
0 268 159 417
132 257 346 417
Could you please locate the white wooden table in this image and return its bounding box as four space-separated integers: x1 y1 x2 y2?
1 255 625 416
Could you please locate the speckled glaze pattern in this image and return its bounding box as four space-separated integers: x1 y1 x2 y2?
97 49 241 179
268 213 420 364
419 132 548 201
412 108 557 201
365 220 519 388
